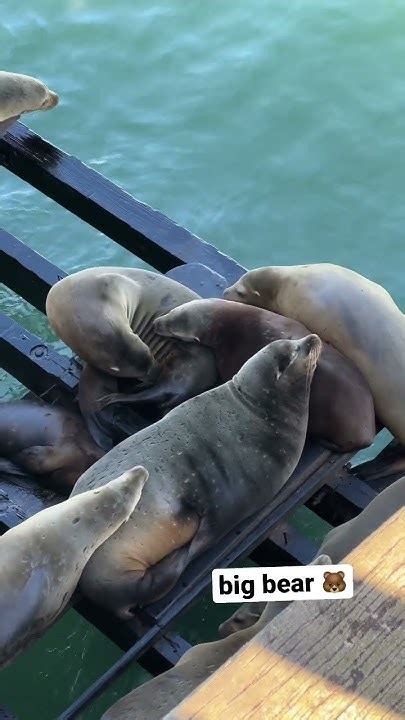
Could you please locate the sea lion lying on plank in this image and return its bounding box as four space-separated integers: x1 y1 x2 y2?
154 298 375 452
0 401 103 492
0 466 147 669
72 335 321 616
224 263 405 479
0 71 58 121
46 267 217 449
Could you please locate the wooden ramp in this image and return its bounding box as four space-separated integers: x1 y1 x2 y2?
165 509 405 720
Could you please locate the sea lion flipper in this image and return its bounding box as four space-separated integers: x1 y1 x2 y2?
218 602 265 638
350 441 405 485
0 457 33 482
80 409 115 452
78 364 118 450
14 446 66 474
0 567 47 656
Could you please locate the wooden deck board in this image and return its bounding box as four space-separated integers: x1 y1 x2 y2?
165 509 405 720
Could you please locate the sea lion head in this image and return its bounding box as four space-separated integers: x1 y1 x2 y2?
224 267 281 309
153 299 221 344
17 75 59 113
40 88 59 110
232 334 322 408
0 72 59 121
218 602 264 638
81 465 149 527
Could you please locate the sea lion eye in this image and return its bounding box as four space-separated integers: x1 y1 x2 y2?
276 352 293 379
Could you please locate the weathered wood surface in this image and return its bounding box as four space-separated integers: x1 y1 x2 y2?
165 508 405 720
0 117 19 138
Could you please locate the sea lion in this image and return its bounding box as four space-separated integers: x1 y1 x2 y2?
224 263 405 478
0 465 148 669
0 401 104 492
71 335 321 617
219 475 405 637
154 298 375 452
102 555 332 720
0 71 58 121
46 268 217 447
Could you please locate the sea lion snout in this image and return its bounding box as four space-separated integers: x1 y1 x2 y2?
42 90 59 109
153 304 201 343
223 282 246 302
297 333 322 358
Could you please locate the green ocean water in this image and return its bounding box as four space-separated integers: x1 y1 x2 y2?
0 1 404 717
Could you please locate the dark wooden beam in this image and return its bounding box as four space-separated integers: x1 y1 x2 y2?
0 228 66 312
0 123 244 284
251 522 319 567
0 116 20 138
0 312 78 397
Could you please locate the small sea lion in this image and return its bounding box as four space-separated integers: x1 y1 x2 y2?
219 475 405 637
0 71 58 121
0 466 148 669
46 268 217 447
72 335 321 617
224 263 405 479
102 555 331 720
154 298 375 452
0 401 104 492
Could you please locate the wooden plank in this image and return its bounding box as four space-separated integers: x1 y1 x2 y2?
0 311 79 397
0 116 20 138
165 509 405 720
251 524 319 567
166 264 227 299
0 227 66 312
0 231 227 312
75 595 190 671
0 462 58 529
0 123 244 284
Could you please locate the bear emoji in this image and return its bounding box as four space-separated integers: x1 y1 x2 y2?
323 571 346 593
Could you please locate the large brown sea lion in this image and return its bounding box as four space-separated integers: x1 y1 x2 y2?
0 401 103 492
0 71 58 122
154 298 375 452
71 335 321 617
0 466 148 669
219 475 405 637
224 263 405 479
46 268 217 449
